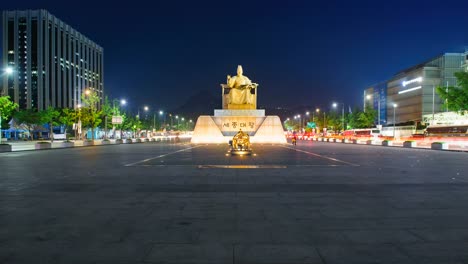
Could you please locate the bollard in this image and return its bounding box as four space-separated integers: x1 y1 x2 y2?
403 141 417 148
382 140 393 146
431 142 448 150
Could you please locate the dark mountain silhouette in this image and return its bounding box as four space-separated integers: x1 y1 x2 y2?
171 89 220 119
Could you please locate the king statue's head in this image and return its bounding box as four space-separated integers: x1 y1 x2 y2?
237 65 243 76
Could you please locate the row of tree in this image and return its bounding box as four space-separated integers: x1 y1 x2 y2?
0 91 146 141
286 71 468 132
284 107 377 132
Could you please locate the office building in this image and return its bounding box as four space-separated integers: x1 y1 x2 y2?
364 52 468 125
2 9 104 110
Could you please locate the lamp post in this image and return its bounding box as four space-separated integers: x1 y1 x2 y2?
159 110 164 130
1 67 14 143
323 112 326 135
297 114 302 131
432 82 435 125
333 102 345 132
118 99 126 139
76 104 82 140
313 108 319 123
393 104 397 139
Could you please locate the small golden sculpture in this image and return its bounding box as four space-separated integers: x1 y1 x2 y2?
232 129 251 150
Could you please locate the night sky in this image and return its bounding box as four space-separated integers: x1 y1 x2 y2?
2 0 468 113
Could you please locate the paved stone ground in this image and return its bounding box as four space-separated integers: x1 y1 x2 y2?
1 140 468 264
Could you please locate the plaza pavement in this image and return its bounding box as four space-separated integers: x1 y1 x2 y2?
1 140 468 263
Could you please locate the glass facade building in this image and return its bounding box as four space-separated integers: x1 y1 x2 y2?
364 52 468 125
2 10 104 110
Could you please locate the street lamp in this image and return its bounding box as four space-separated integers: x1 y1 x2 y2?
76 104 82 140
332 102 345 132
314 108 320 122
116 99 126 140
4 67 13 75
0 67 14 144
393 104 397 139
159 110 165 130
297 114 302 131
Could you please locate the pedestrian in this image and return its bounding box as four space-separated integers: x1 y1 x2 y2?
292 135 297 145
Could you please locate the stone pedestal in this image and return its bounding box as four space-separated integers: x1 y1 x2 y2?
83 140 94 146
191 109 286 144
0 144 12 152
60 141 75 148
35 142 52 150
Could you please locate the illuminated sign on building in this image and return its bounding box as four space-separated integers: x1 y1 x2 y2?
398 86 422 94
402 77 422 87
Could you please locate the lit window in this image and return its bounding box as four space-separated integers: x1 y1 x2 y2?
8 50 14 54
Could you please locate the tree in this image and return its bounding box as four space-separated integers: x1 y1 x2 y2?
81 90 102 140
327 112 342 132
436 71 468 114
0 96 18 129
14 109 43 140
40 107 60 142
59 108 77 140
347 108 361 129
357 108 377 128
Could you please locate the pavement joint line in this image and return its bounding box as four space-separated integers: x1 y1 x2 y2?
198 165 287 169
124 145 204 166
129 164 346 167
279 145 360 167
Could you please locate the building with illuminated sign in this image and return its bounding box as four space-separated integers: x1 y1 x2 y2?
2 10 104 110
364 52 468 125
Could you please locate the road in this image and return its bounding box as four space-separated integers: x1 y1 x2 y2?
1 141 468 263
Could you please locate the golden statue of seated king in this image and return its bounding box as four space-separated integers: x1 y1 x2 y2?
221 65 258 110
